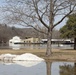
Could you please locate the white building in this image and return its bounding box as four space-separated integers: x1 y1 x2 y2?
9 36 21 44
41 39 71 44
9 36 21 50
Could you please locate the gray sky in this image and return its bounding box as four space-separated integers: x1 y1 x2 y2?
0 0 66 30
54 16 67 30
0 0 5 6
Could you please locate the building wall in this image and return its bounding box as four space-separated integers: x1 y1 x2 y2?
9 36 41 44
25 38 40 43
9 36 21 44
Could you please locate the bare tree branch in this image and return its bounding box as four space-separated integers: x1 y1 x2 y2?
32 0 49 29
1 0 76 55
53 4 76 29
18 19 48 35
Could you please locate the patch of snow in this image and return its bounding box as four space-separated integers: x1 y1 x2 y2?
0 54 16 58
0 53 44 67
13 53 44 61
0 54 16 61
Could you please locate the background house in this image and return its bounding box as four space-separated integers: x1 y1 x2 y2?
9 36 21 50
9 36 21 44
41 39 71 44
25 38 40 43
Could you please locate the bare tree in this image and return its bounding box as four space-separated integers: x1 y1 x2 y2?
2 0 76 56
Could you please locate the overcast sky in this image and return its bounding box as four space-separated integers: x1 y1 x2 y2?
0 0 5 6
0 0 66 30
54 16 67 30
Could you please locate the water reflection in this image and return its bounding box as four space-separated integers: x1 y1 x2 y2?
46 61 74 75
0 43 74 49
0 60 75 75
9 43 21 50
21 44 41 49
13 61 43 67
46 60 52 75
0 61 46 75
59 63 76 75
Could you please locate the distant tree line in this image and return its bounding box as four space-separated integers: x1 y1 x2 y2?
0 24 60 44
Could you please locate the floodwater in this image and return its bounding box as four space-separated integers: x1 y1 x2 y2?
0 44 74 75
0 43 74 50
0 60 75 75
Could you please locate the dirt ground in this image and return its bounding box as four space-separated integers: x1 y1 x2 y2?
0 48 76 62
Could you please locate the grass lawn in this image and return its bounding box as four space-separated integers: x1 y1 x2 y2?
0 48 76 62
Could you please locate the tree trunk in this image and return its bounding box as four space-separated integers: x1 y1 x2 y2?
74 38 76 50
45 0 54 56
74 63 76 75
46 30 52 56
46 61 52 75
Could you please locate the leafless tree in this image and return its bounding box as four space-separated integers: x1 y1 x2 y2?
2 0 76 56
